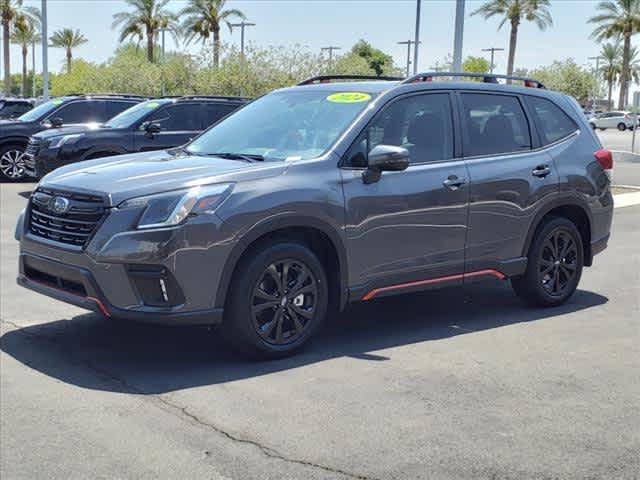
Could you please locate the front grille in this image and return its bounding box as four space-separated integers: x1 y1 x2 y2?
25 137 41 156
28 188 106 248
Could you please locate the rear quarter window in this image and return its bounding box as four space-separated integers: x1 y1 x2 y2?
526 96 578 145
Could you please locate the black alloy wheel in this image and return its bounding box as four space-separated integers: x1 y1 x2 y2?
251 259 318 345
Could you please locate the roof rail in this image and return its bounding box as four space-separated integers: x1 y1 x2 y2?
176 95 250 102
297 75 404 86
403 72 546 89
65 93 150 99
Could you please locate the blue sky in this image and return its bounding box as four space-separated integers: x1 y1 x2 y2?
4 1 604 75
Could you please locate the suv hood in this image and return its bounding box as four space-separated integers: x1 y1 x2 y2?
40 149 286 206
34 124 103 140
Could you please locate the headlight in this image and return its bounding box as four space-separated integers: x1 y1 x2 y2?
48 134 82 149
120 184 234 229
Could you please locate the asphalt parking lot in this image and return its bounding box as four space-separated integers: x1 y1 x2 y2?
597 129 640 186
1 182 639 480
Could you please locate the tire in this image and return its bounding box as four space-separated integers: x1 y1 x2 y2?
599 128 606 131
617 122 626 131
590 123 596 130
222 241 329 359
512 217 584 308
0 143 27 182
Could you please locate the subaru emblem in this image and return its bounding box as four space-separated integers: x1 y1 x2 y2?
51 196 70 214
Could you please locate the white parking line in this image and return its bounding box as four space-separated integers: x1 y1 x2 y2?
613 192 640 208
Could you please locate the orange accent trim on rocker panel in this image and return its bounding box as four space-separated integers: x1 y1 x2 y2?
361 269 506 301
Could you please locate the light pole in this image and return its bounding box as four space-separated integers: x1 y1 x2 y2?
481 47 504 74
452 0 466 72
398 40 420 77
32 39 36 97
160 28 166 96
588 55 603 111
321 46 341 71
41 0 48 100
231 21 256 60
413 0 421 74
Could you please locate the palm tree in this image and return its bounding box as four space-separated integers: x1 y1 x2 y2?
180 0 245 68
471 0 553 77
590 0 640 109
112 0 177 62
49 28 88 73
10 18 39 96
600 41 622 110
1 0 39 95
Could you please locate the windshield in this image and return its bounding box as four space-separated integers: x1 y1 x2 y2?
105 99 170 129
18 97 72 122
186 90 376 161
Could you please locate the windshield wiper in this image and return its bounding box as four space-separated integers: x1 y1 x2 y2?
168 146 193 156
207 152 265 162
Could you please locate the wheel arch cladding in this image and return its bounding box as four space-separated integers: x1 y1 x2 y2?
524 201 592 266
215 219 348 311
0 137 29 149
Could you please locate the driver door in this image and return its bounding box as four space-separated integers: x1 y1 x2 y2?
134 103 201 152
340 92 469 299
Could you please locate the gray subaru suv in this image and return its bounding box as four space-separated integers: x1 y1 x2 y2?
15 73 614 358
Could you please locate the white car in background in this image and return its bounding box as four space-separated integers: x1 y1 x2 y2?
589 111 637 131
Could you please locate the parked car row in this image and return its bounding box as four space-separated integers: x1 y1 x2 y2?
0 98 34 120
0 94 248 181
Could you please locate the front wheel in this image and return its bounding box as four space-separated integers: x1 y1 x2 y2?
617 122 627 131
0 144 27 182
222 241 329 359
512 217 584 307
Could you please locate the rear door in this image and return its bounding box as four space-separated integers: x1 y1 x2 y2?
46 100 105 125
459 91 558 274
133 103 201 151
341 91 469 299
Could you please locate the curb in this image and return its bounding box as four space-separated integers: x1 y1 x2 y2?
613 191 640 209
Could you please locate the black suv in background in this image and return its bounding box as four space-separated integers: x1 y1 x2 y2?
16 73 613 358
24 96 248 179
0 98 34 120
0 94 144 181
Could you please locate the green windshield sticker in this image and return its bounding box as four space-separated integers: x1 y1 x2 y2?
146 102 160 108
327 92 371 104
51 99 63 105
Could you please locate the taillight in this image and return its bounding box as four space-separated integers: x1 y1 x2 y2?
595 149 613 179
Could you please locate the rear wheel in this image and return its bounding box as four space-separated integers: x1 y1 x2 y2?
512 217 584 307
617 122 627 131
222 241 329 359
0 144 27 182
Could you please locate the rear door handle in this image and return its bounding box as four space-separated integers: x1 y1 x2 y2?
532 165 551 178
443 175 467 190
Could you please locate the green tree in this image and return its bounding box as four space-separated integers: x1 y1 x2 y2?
10 18 39 96
350 39 395 76
1 0 39 95
49 28 88 73
529 59 595 104
180 0 245 69
112 0 177 63
463 56 491 74
471 0 552 77
589 0 640 109
600 41 622 109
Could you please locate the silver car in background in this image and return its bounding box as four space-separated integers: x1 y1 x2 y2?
589 111 637 131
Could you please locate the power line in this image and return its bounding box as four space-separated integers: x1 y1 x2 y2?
230 21 256 60
482 47 505 74
397 40 420 78
321 46 341 70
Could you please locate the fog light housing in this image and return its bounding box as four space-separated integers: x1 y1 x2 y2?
127 265 185 307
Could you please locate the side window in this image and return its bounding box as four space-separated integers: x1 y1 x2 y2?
106 101 138 120
526 96 578 145
201 103 240 128
460 93 531 157
145 104 200 131
51 101 104 124
345 93 454 167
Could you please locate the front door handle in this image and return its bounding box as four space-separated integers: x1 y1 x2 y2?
532 164 551 178
443 175 467 190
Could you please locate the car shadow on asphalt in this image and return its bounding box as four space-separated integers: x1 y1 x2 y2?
1 281 608 394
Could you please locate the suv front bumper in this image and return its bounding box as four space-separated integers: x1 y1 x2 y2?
16 200 231 325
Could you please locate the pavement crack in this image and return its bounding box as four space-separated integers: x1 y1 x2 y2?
0 319 377 480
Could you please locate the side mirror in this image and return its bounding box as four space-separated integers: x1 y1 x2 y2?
145 122 162 135
49 117 63 128
362 145 410 184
